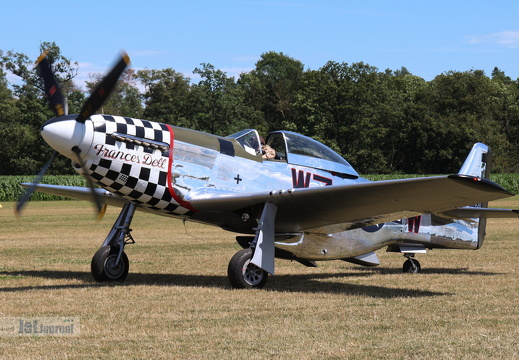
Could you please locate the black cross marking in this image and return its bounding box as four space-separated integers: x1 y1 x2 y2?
234 174 242 184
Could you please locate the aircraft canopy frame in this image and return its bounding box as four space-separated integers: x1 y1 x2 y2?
267 131 359 178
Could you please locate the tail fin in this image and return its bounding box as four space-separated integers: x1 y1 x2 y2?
458 143 492 249
458 142 491 179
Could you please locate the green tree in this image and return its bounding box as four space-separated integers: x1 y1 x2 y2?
0 42 79 174
0 65 23 174
86 69 143 118
191 63 259 135
2 41 78 107
424 70 509 172
490 68 519 171
382 69 429 173
0 64 18 123
240 51 304 133
136 68 191 127
491 67 512 84
294 61 402 173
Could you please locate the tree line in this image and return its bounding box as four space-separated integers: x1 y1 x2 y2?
1 42 519 176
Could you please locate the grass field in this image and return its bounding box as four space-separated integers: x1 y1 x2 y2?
0 199 518 359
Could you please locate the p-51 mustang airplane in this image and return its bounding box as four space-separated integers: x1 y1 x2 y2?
17 52 519 289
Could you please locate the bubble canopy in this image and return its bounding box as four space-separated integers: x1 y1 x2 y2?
229 129 358 178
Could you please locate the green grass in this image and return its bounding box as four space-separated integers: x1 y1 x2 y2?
0 200 518 359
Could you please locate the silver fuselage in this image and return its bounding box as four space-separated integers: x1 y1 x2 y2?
41 115 480 262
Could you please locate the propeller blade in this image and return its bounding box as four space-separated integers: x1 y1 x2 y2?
72 146 103 214
76 52 131 123
97 204 108 221
36 51 68 116
15 151 58 215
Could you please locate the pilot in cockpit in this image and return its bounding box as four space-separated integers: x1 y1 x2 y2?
261 136 276 160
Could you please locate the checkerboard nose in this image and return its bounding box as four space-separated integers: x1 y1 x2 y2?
41 115 94 161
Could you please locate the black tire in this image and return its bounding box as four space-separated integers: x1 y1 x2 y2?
91 246 129 282
403 258 421 274
228 248 268 289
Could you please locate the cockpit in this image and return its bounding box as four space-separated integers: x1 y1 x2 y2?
228 129 359 178
229 129 262 156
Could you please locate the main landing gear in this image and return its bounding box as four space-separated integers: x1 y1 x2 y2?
91 203 136 282
227 202 278 289
228 248 268 289
402 254 421 274
89 201 277 288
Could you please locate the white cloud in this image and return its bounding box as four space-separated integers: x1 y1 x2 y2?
467 30 519 48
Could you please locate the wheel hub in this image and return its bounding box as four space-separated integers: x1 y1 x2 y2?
242 259 265 286
104 254 125 279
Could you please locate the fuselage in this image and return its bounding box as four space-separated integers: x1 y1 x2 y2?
41 114 481 262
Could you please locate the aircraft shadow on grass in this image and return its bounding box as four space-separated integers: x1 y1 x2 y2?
0 267 501 298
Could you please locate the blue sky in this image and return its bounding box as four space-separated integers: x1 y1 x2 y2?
2 1 519 86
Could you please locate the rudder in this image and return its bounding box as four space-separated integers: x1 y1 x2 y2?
458 143 492 249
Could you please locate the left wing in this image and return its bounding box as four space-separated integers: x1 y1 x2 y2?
187 175 514 232
20 183 128 208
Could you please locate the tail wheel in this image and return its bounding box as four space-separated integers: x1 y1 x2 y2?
228 248 268 289
403 258 421 273
91 246 129 282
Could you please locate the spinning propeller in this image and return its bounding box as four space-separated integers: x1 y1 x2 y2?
15 51 130 215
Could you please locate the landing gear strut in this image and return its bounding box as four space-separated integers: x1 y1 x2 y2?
91 203 136 281
402 254 421 274
227 202 277 289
